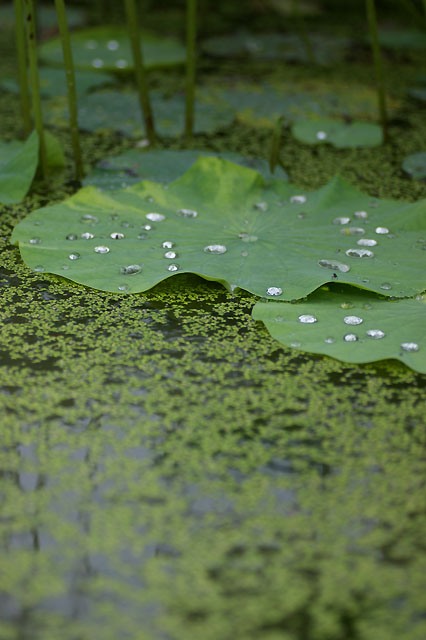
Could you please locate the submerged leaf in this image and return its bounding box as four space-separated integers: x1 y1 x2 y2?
402 152 426 180
11 157 426 299
0 131 39 205
291 118 383 148
252 287 426 374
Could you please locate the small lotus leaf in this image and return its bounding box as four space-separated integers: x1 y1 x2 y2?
83 149 288 190
252 286 426 374
1 67 114 98
11 157 426 299
0 131 38 205
39 26 186 72
402 152 426 180
292 118 383 148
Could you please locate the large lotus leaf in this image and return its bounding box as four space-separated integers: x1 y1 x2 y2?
402 152 426 180
83 149 288 190
252 286 426 374
291 118 383 148
1 67 114 98
202 31 349 65
11 157 426 299
39 26 186 72
0 131 38 205
44 90 234 137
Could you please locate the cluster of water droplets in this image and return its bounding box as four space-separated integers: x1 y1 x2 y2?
86 38 129 69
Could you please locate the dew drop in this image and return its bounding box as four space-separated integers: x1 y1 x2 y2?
340 227 365 236
266 286 282 296
118 284 129 291
162 241 175 249
94 246 110 254
146 213 165 222
66 233 78 240
81 232 94 239
274 316 285 323
345 248 374 258
241 250 248 257
68 253 80 260
91 58 104 68
290 341 302 348
400 342 419 352
33 265 45 272
177 208 197 218
366 329 385 339
375 226 389 234
143 224 152 231
316 130 327 140
324 337 336 344
344 315 363 326
204 244 227 254
110 232 125 239
354 210 368 219
298 314 317 324
318 259 350 273
357 238 377 247
164 251 177 259
380 283 392 290
61 265 70 270
137 233 147 240
333 216 351 225
107 39 119 50
254 201 268 211
120 264 141 275
115 59 128 69
238 233 258 242
344 333 358 342
29 237 41 244
167 264 180 272
290 195 306 204
81 214 98 224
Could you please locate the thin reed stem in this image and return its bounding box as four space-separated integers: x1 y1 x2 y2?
54 0 84 180
23 0 47 178
185 0 197 140
124 0 156 145
14 0 31 135
365 0 388 143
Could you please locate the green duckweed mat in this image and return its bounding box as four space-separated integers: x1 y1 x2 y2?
1 6 426 639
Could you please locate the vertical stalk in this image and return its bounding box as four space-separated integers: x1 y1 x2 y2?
291 0 315 65
54 0 84 180
423 0 426 18
124 0 156 145
268 116 284 175
23 0 47 178
14 0 31 135
365 0 388 143
185 0 197 140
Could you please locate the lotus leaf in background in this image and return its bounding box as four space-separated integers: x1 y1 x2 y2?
0 4 86 32
402 152 426 180
0 131 39 205
291 118 383 148
83 149 288 191
252 286 426 374
11 157 426 300
1 67 115 99
377 29 426 50
39 26 186 72
44 90 234 137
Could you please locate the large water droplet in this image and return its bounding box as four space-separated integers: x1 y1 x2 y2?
66 233 78 240
107 39 119 50
91 58 104 68
375 227 389 234
164 251 177 259
333 216 350 225
400 342 419 352
29 237 41 244
354 210 368 219
254 202 268 211
146 213 165 222
340 227 365 236
110 232 124 239
167 264 180 272
120 264 141 275
298 314 317 324
366 329 385 339
318 259 350 273
357 238 377 247
344 333 358 342
81 232 94 239
142 224 152 231
266 286 282 296
345 248 374 258
316 130 327 140
81 214 98 224
162 241 175 249
204 244 227 254
380 283 392 290
290 195 306 204
344 315 363 325
69 253 80 260
94 246 110 254
177 208 197 218
115 59 128 69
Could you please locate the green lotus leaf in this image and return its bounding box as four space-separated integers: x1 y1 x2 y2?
0 4 86 32
1 67 114 98
11 157 426 299
0 131 39 205
252 286 426 374
402 152 426 180
291 118 383 148
39 26 186 72
83 149 288 190
377 29 426 50
44 90 234 137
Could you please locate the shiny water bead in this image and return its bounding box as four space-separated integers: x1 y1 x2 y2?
29 237 41 244
344 315 363 326
318 259 350 273
290 195 306 204
354 210 368 219
66 233 78 240
33 265 45 272
94 246 110 254
238 233 258 242
254 202 268 211
290 341 302 348
91 58 104 68
143 225 152 231
357 238 377 247
333 216 351 225
344 333 358 342
341 227 365 236
115 59 128 69
68 253 80 260
81 214 98 224
375 226 389 234
400 342 419 352
324 337 336 344
107 40 119 50
366 329 385 339
316 130 327 140
164 251 177 259
120 264 141 275
167 264 180 272
204 244 227 254
298 314 317 324
266 286 282 296
110 232 124 239
177 208 198 218
345 248 374 258
380 283 392 290
162 241 175 249
146 213 165 222
81 232 94 239
118 284 129 291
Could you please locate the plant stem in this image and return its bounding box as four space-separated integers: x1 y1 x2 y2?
54 0 84 180
124 0 156 145
291 0 315 65
23 0 47 178
365 0 388 143
185 0 197 140
268 116 284 175
14 0 31 135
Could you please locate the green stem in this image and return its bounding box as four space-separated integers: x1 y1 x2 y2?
291 0 315 65
268 116 284 175
365 0 388 143
185 0 197 140
14 0 31 135
124 0 156 145
54 0 84 180
23 0 47 178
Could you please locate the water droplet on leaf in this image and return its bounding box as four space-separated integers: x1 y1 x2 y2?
177 208 197 218
344 333 358 342
400 342 419 352
94 246 110 254
81 214 98 224
162 241 175 249
167 264 180 272
66 233 78 240
345 248 374 258
375 226 389 234
354 211 368 219
110 232 124 239
318 259 350 273
120 264 141 275
69 253 80 260
344 315 363 325
290 195 306 204
146 213 165 222
164 251 177 259
81 232 94 239
298 314 317 324
254 202 268 211
324 337 335 344
357 238 377 246
204 244 227 254
366 329 385 339
29 237 41 244
380 283 392 290
266 286 282 296
333 217 351 225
